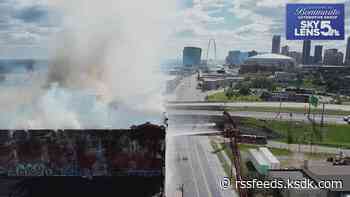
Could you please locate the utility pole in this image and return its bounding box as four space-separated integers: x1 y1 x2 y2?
321 103 325 128
180 184 184 197
287 112 293 149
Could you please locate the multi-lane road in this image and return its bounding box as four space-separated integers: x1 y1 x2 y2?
168 102 350 112
166 131 237 197
167 109 347 124
164 73 350 197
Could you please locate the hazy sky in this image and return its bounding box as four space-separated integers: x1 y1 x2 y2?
1 0 350 59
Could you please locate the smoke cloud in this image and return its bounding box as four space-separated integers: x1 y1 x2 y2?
0 0 177 129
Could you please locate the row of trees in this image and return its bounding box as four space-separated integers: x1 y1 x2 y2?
225 77 277 97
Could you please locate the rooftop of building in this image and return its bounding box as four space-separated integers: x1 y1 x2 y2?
270 163 350 192
246 53 295 61
302 64 347 67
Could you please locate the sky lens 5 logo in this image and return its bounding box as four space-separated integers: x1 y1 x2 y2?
286 4 345 40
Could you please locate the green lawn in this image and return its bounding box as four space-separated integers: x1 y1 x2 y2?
241 118 350 149
210 139 234 180
237 143 292 156
207 91 261 102
205 91 350 115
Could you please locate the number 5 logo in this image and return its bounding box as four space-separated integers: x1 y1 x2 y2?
320 21 332 36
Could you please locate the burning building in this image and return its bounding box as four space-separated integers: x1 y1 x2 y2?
0 123 166 197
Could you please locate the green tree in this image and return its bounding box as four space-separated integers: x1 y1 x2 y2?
239 85 251 96
250 77 276 91
225 87 235 101
296 73 303 89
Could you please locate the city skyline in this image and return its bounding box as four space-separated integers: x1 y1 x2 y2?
1 0 350 60
185 34 350 66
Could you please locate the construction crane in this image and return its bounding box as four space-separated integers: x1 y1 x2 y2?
193 111 266 197
222 111 248 197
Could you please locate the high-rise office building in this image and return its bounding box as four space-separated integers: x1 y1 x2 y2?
324 49 344 65
345 37 350 65
272 35 281 54
314 45 323 64
183 47 202 66
302 40 311 65
281 45 289 56
288 51 302 64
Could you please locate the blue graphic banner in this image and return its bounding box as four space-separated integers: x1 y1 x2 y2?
286 4 344 40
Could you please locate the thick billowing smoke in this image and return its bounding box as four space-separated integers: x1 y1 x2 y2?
1 0 176 129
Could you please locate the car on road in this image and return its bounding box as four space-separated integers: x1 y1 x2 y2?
343 115 350 122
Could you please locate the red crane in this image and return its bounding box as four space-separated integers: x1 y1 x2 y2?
222 111 248 197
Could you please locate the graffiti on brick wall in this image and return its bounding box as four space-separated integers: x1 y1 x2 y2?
0 123 166 177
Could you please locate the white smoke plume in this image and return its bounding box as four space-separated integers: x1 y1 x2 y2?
1 0 177 129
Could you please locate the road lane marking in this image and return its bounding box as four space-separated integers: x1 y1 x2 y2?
183 136 200 197
191 137 213 197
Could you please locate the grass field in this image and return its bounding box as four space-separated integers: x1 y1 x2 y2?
241 118 350 149
210 139 234 181
206 91 350 115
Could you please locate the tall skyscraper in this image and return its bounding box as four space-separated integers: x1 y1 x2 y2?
324 49 344 65
183 47 202 66
271 35 281 54
281 45 289 56
302 40 311 65
345 37 350 65
314 45 323 64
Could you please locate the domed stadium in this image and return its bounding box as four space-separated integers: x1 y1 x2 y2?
244 53 297 67
240 53 297 74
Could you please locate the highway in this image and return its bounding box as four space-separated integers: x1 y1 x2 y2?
167 109 347 124
167 101 350 112
164 73 349 197
170 74 207 102
166 132 237 197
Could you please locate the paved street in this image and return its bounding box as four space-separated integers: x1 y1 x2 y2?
166 132 237 197
168 101 350 112
168 109 346 124
171 74 207 102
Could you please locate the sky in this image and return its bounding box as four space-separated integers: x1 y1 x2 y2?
1 0 350 60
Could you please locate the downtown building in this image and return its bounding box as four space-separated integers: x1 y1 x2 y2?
288 51 302 64
302 40 311 65
281 45 290 56
271 35 281 54
345 36 350 65
183 47 202 66
323 49 344 66
314 45 323 64
225 50 249 65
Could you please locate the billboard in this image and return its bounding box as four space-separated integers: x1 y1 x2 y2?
286 4 345 40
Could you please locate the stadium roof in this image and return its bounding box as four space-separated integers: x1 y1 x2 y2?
247 53 294 60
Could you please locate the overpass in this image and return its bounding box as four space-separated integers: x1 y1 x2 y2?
166 101 350 112
167 109 346 125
